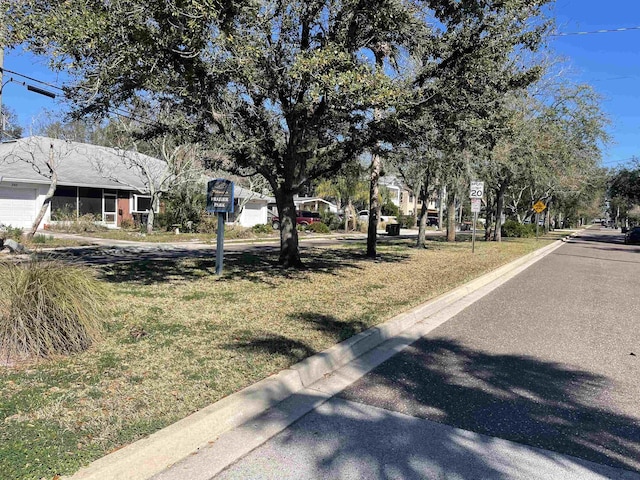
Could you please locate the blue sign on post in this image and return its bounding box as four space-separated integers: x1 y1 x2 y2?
206 179 235 213
206 179 234 275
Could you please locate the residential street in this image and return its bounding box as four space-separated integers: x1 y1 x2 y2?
210 228 640 479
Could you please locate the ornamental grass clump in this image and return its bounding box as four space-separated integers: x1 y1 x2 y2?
0 260 105 359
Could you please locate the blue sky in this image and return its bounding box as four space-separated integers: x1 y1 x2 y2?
2 0 639 168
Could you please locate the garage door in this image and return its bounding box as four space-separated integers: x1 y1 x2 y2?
0 187 37 229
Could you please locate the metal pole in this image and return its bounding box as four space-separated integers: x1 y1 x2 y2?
536 212 539 241
215 213 225 275
472 211 477 253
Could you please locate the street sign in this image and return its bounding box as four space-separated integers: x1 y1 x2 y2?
471 198 481 213
206 179 235 214
470 181 484 199
532 201 546 213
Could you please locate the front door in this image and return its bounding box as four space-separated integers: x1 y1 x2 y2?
103 193 117 226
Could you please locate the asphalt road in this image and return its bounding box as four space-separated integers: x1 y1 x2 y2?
213 228 640 479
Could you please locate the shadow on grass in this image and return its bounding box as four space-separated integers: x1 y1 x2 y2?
226 334 317 364
286 313 369 343
223 313 370 364
59 245 411 285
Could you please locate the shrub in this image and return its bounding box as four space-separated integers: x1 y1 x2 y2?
308 222 330 234
224 225 253 239
120 217 135 230
381 200 399 217
197 214 218 233
397 214 416 229
501 220 538 238
0 260 106 359
32 234 52 244
251 223 273 235
0 225 24 241
321 212 342 230
49 214 107 234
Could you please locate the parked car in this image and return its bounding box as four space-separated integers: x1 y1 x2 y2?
271 210 322 229
624 226 640 245
357 210 397 224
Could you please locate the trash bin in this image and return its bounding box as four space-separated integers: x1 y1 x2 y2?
386 223 401 236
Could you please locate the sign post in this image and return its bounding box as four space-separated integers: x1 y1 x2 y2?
470 181 484 253
206 179 235 275
532 200 546 241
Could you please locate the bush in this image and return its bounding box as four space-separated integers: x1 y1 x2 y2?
501 219 538 238
120 217 135 230
224 225 253 239
0 225 24 241
251 223 273 235
381 201 399 217
32 234 52 244
307 222 330 234
163 184 207 231
0 260 105 359
321 212 342 230
49 214 107 234
197 214 218 234
396 214 416 229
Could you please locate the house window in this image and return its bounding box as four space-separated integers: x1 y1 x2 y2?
133 195 156 213
51 186 78 220
78 187 102 217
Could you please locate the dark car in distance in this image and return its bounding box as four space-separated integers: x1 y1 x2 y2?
624 226 640 245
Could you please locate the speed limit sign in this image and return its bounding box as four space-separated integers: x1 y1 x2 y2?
470 181 484 199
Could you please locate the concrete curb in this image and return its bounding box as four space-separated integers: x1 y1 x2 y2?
68 236 570 480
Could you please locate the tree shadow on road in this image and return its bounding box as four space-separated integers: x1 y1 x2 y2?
333 337 640 476
216 336 640 479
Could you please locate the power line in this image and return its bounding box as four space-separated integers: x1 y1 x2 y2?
0 67 64 92
551 26 640 37
2 66 160 128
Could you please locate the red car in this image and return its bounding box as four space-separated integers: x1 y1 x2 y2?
271 211 322 229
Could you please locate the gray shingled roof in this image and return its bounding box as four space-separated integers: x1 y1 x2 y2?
0 136 166 191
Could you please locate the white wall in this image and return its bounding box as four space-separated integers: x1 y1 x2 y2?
0 182 50 230
238 201 268 227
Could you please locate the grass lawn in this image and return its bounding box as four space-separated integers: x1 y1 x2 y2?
0 234 563 479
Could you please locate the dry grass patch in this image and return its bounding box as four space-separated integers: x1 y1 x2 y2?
0 236 556 479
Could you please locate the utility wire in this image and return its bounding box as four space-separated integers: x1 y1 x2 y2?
1 66 161 128
0 66 63 91
551 26 640 37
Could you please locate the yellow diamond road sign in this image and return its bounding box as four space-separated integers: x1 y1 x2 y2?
533 201 546 213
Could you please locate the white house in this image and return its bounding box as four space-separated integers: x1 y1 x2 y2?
0 136 163 230
227 185 274 227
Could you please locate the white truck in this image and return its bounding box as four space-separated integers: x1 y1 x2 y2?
358 210 397 224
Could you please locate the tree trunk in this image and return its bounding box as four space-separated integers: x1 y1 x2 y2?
438 185 445 230
28 172 57 239
545 199 552 231
493 182 508 242
484 192 494 241
145 193 159 234
28 144 57 239
276 188 302 268
417 178 429 247
366 153 382 258
446 189 456 242
146 207 155 234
